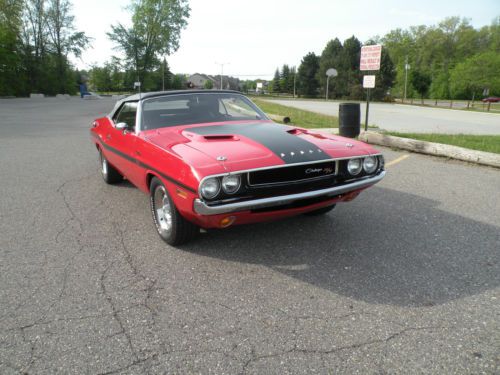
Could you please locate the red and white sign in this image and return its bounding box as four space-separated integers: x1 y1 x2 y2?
363 75 376 88
360 45 382 71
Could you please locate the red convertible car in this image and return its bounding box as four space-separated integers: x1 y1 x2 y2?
91 90 385 245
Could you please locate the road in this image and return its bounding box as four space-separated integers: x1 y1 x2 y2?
268 99 500 135
1 97 499 374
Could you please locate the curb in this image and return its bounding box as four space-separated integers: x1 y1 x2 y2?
358 131 500 169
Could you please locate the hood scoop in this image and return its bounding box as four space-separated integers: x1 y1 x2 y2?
202 134 239 141
286 128 305 135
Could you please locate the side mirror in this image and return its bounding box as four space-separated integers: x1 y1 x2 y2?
115 122 128 131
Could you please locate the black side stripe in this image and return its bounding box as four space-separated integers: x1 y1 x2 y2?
92 133 196 193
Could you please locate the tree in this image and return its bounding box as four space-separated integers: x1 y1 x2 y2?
21 0 47 92
449 51 500 99
204 79 213 89
342 36 362 98
318 38 343 98
411 70 431 102
297 52 319 97
0 0 24 95
108 0 190 87
89 64 112 91
45 0 90 93
271 67 281 93
171 73 186 89
381 16 500 99
280 64 293 94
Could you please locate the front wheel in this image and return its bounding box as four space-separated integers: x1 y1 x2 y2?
99 150 122 184
304 204 336 216
149 177 199 245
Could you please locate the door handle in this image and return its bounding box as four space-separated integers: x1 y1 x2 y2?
134 151 141 156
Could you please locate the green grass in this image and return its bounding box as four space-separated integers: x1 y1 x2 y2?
387 132 500 154
252 98 338 128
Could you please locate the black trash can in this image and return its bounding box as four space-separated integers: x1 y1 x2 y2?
339 103 360 138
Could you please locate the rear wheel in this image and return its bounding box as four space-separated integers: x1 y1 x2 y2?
149 177 199 245
304 204 336 216
99 150 122 184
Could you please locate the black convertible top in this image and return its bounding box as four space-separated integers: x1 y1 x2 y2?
110 90 243 118
122 89 241 102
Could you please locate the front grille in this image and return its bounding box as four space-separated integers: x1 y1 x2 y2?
247 160 338 187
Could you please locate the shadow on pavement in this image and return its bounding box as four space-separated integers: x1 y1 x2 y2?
182 187 500 307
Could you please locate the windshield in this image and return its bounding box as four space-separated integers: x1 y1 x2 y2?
141 93 268 130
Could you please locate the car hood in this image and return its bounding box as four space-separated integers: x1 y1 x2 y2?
144 121 378 175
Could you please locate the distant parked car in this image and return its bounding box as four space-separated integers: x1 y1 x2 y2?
481 97 500 103
90 90 385 245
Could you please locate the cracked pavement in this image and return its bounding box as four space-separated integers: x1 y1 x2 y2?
1 97 499 374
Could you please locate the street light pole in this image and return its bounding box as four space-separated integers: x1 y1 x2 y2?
293 70 296 98
162 58 165 91
215 62 229 89
404 56 410 102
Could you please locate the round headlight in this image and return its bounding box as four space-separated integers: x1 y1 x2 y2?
200 178 220 199
222 174 241 194
347 158 363 175
363 156 378 174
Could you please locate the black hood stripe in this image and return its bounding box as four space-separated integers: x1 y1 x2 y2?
187 123 330 164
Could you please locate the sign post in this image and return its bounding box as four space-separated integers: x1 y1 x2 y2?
363 75 376 131
360 45 382 132
325 68 338 101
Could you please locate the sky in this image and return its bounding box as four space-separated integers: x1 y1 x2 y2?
72 0 499 80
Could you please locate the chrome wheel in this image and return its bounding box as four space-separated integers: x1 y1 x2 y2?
149 177 199 245
101 155 108 176
154 186 172 233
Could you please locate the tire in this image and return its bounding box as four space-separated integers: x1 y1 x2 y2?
149 177 199 245
304 204 336 216
99 150 122 184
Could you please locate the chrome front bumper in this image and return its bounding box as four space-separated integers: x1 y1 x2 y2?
193 171 386 215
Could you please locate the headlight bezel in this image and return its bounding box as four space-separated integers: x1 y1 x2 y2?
347 158 363 176
221 174 241 194
363 156 378 174
199 177 221 200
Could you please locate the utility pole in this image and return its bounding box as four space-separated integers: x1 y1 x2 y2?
215 62 229 89
404 56 410 102
162 58 165 91
293 69 296 98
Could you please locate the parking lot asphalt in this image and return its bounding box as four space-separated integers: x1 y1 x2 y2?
1 97 499 374
268 99 500 135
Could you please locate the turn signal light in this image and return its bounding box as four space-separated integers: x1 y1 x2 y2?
220 216 236 228
342 191 360 202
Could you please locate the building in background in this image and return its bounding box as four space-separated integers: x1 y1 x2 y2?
187 73 241 90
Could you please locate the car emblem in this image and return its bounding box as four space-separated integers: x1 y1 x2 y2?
305 167 334 175
216 156 227 161
305 168 322 174
346 143 354 148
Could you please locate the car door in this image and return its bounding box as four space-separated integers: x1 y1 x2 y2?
105 102 144 187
